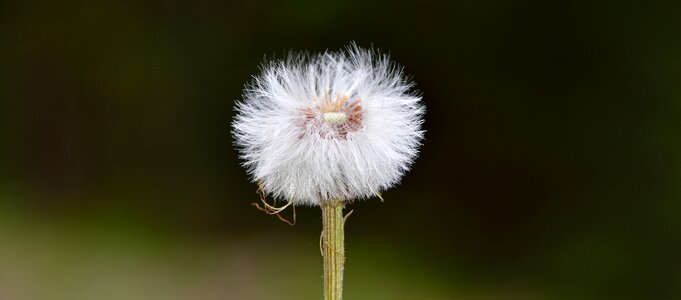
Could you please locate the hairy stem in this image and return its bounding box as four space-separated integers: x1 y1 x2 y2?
321 200 346 300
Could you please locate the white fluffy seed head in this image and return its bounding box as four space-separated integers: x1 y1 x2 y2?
231 44 425 206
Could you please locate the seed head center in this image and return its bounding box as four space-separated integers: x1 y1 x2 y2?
323 112 347 124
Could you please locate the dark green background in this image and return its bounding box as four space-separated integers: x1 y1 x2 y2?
1 1 680 299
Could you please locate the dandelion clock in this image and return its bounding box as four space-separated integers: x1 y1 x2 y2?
231 44 424 300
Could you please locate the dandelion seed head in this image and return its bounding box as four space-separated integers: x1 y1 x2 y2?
232 44 425 206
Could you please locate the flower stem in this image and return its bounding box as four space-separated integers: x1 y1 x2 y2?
321 200 346 300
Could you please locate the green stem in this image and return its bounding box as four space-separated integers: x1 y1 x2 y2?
321 200 346 300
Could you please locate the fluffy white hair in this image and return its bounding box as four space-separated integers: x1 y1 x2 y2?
232 45 425 206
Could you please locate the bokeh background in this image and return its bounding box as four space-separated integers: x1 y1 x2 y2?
1 1 680 299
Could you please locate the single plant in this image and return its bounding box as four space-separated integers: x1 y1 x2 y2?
232 44 425 300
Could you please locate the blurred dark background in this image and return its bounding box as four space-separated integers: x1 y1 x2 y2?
1 1 680 299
